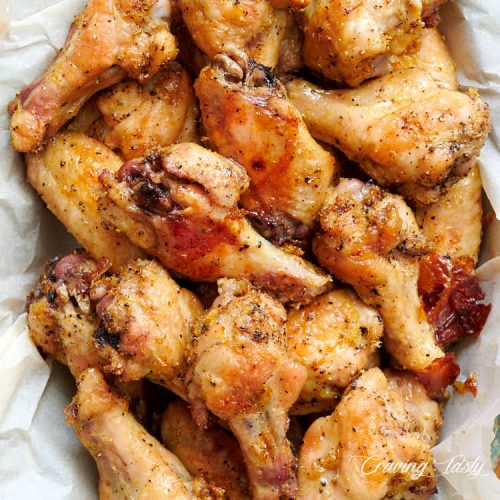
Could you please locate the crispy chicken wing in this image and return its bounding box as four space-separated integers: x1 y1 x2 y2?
298 368 438 499
196 51 335 245
96 63 198 159
185 279 307 499
26 132 143 271
301 0 423 86
28 251 203 399
66 368 197 500
9 0 177 153
392 27 456 89
287 71 490 206
277 12 304 77
161 399 250 499
178 0 285 68
99 142 331 304
416 164 483 263
286 289 383 414
313 180 459 395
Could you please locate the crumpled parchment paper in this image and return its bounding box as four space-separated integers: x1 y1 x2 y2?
0 1 498 498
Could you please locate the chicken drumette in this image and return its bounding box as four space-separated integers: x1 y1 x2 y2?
286 289 383 414
301 0 423 86
9 0 177 153
26 132 143 271
70 62 199 159
196 51 335 245
28 251 203 398
161 399 250 499
313 179 459 396
287 70 490 206
99 142 331 304
178 0 286 68
185 278 307 499
298 367 441 499
66 368 212 499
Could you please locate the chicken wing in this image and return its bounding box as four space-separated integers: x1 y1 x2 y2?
286 289 383 414
161 399 250 499
98 142 332 304
301 0 423 86
96 63 198 159
178 0 285 68
185 279 307 499
287 70 490 206
298 368 438 499
9 0 177 153
416 164 483 264
276 12 304 77
66 368 198 500
196 51 335 245
313 179 459 396
26 132 143 271
28 251 203 399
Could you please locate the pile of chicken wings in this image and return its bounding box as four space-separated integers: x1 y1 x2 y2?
11 0 492 498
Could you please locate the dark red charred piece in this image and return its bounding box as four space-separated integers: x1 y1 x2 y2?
415 353 460 399
418 254 491 349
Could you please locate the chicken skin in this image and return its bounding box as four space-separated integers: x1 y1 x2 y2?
196 51 335 245
65 368 199 500
298 368 439 499
28 251 203 399
286 289 383 414
9 0 177 153
185 279 307 499
277 12 304 77
99 142 331 304
178 0 286 68
301 0 423 87
26 132 143 271
287 70 490 206
95 63 198 159
313 180 459 396
161 399 250 499
416 164 483 264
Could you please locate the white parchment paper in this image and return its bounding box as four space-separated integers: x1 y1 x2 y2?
0 1 498 499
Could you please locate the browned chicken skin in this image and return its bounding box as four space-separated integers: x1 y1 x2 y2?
185 279 307 499
178 0 286 68
94 63 199 159
301 0 423 86
99 142 331 304
286 289 383 414
196 51 335 245
28 251 203 399
9 0 177 153
162 399 250 499
298 368 439 499
287 71 490 206
26 132 143 271
66 368 201 500
313 179 459 395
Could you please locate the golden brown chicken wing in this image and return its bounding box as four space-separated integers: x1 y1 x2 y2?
298 368 438 499
161 399 250 499
276 12 304 77
416 164 483 264
178 0 286 68
286 289 383 414
26 132 143 271
66 368 202 500
313 180 459 396
95 63 198 159
301 0 423 86
287 71 490 206
196 51 335 245
185 279 307 499
28 251 203 399
9 0 177 153
98 142 331 303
